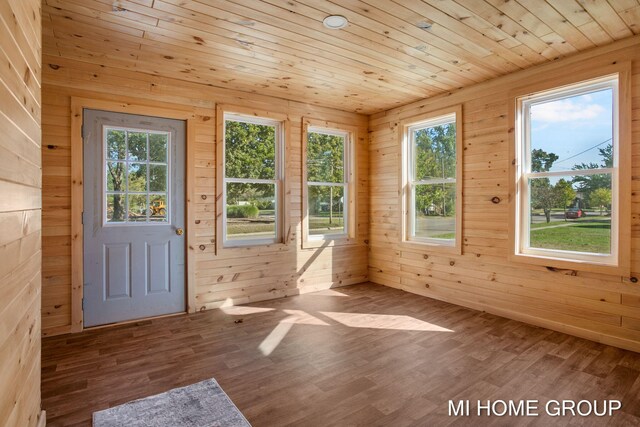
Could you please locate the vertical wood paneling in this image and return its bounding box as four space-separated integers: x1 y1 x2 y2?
368 37 640 353
41 56 368 335
0 0 42 425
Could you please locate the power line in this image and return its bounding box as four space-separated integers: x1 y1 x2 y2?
553 137 612 165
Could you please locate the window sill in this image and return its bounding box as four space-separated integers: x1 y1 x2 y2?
400 239 461 255
302 236 358 250
508 252 629 276
218 240 291 255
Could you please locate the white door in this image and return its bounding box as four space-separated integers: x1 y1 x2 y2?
83 109 186 327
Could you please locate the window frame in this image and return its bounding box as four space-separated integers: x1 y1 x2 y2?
102 125 172 226
400 105 463 254
217 107 288 249
509 63 631 275
302 118 357 249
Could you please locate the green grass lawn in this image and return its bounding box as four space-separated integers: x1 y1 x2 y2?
227 212 345 236
431 232 455 239
309 215 344 234
530 221 611 253
227 214 275 236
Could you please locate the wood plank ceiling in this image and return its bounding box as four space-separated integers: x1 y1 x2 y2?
43 0 640 114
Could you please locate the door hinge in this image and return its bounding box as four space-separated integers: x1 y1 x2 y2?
81 211 84 224
82 297 85 311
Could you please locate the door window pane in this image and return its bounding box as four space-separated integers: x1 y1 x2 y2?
107 162 125 191
106 194 125 223
104 128 170 224
107 129 126 160
149 195 168 222
149 164 167 192
127 131 147 161
128 163 147 192
149 133 168 162
128 194 148 222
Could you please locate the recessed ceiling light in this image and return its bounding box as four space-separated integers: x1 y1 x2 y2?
417 21 433 30
323 15 348 29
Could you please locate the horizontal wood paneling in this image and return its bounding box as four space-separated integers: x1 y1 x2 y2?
41 55 368 336
0 0 42 425
369 36 640 353
41 0 640 114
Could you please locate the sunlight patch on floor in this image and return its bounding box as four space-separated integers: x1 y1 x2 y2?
319 312 454 332
258 310 329 355
258 321 294 356
221 306 275 315
258 309 453 355
282 310 330 325
305 289 350 297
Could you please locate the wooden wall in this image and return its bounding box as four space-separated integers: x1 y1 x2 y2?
0 0 43 425
41 55 368 336
369 36 640 352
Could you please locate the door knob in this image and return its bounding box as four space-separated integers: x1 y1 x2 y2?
175 228 184 236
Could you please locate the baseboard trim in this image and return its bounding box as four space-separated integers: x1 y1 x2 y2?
371 280 640 354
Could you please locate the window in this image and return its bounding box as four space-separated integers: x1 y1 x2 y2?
222 113 284 246
104 127 169 224
307 127 349 237
514 75 622 267
402 107 462 252
302 120 356 247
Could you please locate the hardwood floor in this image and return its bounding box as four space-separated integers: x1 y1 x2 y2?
42 283 640 426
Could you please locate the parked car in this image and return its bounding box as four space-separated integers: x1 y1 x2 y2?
565 208 585 219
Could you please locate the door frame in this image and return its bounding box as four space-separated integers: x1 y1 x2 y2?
71 96 198 332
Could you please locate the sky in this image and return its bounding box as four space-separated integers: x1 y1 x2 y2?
530 88 613 175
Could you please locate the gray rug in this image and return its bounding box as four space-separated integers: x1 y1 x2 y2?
93 378 251 427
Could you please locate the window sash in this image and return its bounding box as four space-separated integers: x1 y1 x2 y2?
306 127 348 184
408 182 456 244
307 182 348 238
222 180 280 246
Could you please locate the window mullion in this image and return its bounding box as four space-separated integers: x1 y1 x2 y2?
145 132 150 223
124 130 129 222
